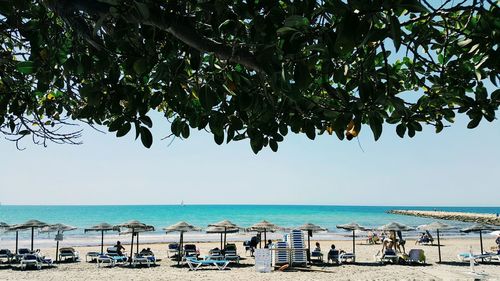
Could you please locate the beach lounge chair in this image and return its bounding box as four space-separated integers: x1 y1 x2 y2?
185 257 230 271
407 249 426 264
106 247 127 263
167 243 179 258
310 250 323 262
208 248 224 260
339 252 356 263
0 249 14 263
183 244 199 259
59 247 79 262
289 230 307 266
132 253 156 267
224 244 240 263
375 250 399 264
86 252 100 262
457 252 499 263
20 254 42 270
275 241 289 265
328 249 340 264
97 254 116 267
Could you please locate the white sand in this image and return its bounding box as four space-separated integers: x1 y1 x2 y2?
0 237 499 280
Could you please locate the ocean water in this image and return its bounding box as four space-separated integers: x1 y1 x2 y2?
0 205 498 246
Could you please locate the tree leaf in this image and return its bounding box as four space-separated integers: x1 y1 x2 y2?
116 122 131 137
16 61 35 74
390 16 401 51
140 126 153 148
396 123 406 138
139 115 153 128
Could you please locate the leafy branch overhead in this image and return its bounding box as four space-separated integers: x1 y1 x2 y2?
0 0 498 152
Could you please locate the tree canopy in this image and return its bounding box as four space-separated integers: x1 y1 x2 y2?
0 0 499 152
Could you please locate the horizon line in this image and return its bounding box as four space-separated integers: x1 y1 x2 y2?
0 203 499 208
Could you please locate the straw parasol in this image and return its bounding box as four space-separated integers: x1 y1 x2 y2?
461 223 499 259
0 222 9 229
40 224 77 263
299 223 327 264
208 220 239 250
418 221 455 263
206 226 239 250
377 222 415 232
336 222 367 262
163 221 201 265
8 220 48 252
84 223 120 254
248 220 281 248
118 220 154 265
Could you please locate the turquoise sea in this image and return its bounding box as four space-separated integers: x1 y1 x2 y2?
0 205 498 243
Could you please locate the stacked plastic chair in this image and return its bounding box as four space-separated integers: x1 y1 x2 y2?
274 241 288 265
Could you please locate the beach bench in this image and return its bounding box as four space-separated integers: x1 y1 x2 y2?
186 257 229 271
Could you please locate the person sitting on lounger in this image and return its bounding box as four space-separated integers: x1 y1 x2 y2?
265 240 273 249
114 241 125 256
327 244 344 263
381 238 396 257
140 248 153 256
314 242 321 252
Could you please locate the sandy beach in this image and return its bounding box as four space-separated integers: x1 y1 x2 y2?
0 237 499 281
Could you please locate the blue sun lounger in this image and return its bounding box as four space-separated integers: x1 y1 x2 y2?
185 257 229 271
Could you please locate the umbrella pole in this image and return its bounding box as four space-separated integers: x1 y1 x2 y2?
129 232 134 265
264 230 267 247
307 235 311 264
55 240 60 263
479 230 484 262
15 231 19 254
353 230 356 263
136 232 139 254
101 231 104 254
220 233 223 250
31 227 34 251
437 229 441 263
223 227 227 250
177 232 183 265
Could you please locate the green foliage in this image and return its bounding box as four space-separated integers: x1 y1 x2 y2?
0 0 499 152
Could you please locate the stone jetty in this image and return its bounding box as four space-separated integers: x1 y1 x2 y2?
387 210 500 226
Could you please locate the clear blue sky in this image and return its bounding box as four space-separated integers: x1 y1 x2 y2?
0 110 498 206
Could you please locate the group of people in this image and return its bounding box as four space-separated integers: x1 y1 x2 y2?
381 230 406 257
415 231 433 245
312 242 345 263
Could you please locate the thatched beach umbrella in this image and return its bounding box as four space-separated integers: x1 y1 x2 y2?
206 226 239 250
9 220 48 252
0 222 9 229
118 220 154 265
336 222 367 262
418 222 455 263
299 223 327 264
248 220 281 248
84 223 120 254
40 224 77 262
461 223 499 259
163 221 201 265
377 222 415 232
208 220 239 249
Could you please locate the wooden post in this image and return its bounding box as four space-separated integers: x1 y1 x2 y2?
31 227 34 251
100 231 104 254
353 229 356 262
55 240 60 263
136 232 139 254
479 230 484 262
129 231 134 265
437 229 442 263
15 231 19 254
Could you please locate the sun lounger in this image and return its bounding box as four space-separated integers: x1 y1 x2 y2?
97 254 116 267
289 230 307 266
183 244 199 260
224 244 240 263
339 252 355 263
185 257 229 271
59 247 79 262
86 252 100 262
167 243 179 258
458 252 499 263
0 249 14 263
375 250 399 264
407 249 426 264
311 250 323 262
132 253 156 267
106 247 127 263
20 254 42 270
275 241 289 265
